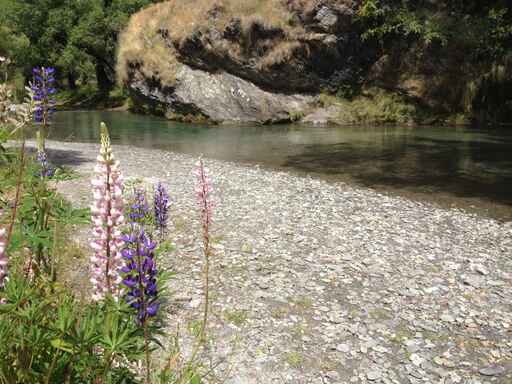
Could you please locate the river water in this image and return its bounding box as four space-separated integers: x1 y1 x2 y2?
50 110 512 221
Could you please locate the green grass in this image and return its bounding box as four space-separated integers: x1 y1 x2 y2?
224 310 248 326
320 87 420 124
285 351 304 369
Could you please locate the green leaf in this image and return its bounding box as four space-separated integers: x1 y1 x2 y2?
50 338 73 353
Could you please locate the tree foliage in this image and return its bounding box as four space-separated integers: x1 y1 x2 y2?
0 0 154 92
357 0 512 61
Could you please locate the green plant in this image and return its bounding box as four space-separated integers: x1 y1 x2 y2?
285 351 303 369
357 0 449 46
0 275 145 383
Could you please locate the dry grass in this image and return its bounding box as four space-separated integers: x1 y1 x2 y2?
157 0 295 42
117 2 181 87
258 41 302 69
117 0 303 86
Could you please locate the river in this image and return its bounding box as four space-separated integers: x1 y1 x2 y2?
50 110 512 221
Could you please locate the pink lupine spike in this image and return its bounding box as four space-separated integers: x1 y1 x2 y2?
195 157 214 340
195 158 214 228
90 123 125 301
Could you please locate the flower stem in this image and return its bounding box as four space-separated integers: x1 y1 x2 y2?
105 161 112 294
6 138 25 250
144 321 150 384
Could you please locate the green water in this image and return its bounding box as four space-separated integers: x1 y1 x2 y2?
50 110 512 220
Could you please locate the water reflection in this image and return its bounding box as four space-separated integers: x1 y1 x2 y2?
50 111 512 220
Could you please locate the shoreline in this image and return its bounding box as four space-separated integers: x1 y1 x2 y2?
43 140 512 383
39 125 512 223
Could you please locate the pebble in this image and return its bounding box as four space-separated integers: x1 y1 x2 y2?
367 370 382 381
479 365 505 376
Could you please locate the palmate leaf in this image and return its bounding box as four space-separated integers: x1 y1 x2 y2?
24 229 53 249
50 338 73 353
101 303 145 360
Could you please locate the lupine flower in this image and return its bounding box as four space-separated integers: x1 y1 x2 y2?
154 182 170 236
129 188 149 223
194 158 214 338
90 123 125 301
195 158 214 228
36 150 54 178
121 228 159 323
0 228 7 289
32 67 56 126
35 131 54 178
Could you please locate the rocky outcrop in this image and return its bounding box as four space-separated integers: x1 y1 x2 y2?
129 65 314 124
118 0 374 124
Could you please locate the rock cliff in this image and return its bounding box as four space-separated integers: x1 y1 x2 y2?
118 0 376 124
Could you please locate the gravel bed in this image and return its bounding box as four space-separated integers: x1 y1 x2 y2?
41 140 512 384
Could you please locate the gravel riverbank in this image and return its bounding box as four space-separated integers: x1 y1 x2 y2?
42 140 512 384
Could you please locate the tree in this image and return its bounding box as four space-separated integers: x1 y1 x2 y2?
1 0 154 92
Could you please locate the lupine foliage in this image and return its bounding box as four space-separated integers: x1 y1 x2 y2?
0 275 144 383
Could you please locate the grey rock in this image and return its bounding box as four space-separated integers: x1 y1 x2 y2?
462 274 484 288
472 264 489 275
302 106 342 125
440 314 455 323
410 353 424 367
336 343 350 353
478 364 505 376
130 65 314 124
367 370 382 381
314 6 339 32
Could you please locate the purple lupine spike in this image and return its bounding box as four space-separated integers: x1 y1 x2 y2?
32 66 56 125
129 188 149 223
154 182 170 236
121 227 159 324
36 149 55 178
0 228 7 289
90 123 125 301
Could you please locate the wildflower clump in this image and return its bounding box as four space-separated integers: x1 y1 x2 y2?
195 158 213 230
90 123 125 301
